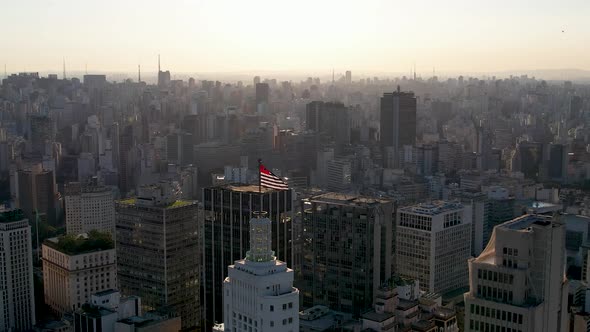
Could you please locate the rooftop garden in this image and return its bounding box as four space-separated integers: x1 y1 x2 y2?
47 230 114 255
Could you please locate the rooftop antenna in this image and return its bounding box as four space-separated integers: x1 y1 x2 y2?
158 54 161 72
138 64 141 82
413 62 416 81
62 57 66 79
4 64 6 78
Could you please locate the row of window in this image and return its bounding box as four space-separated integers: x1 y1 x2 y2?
477 285 513 302
477 269 514 284
470 304 523 324
469 319 522 332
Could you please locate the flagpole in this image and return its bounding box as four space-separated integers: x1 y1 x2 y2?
258 158 262 193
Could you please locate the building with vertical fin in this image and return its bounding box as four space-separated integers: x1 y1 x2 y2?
223 212 299 332
0 208 36 331
115 181 201 330
464 214 568 332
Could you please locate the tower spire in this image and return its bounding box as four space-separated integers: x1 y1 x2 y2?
138 64 141 83
62 57 66 80
158 54 161 72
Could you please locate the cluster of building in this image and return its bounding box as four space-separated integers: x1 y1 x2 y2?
0 67 589 332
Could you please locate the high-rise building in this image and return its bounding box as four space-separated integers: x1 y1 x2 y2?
396 201 472 294
326 158 352 191
203 184 294 326
64 178 116 235
116 182 201 329
301 193 395 316
464 214 568 332
223 212 300 332
449 189 490 257
305 101 350 145
29 114 55 155
345 70 352 84
255 83 270 105
42 232 117 315
487 187 515 241
17 163 58 225
0 208 36 331
380 87 417 168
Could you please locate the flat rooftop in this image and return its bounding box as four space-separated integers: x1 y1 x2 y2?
309 192 391 206
117 198 195 209
399 201 463 215
499 214 553 231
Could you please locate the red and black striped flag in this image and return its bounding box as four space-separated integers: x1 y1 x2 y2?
259 162 288 190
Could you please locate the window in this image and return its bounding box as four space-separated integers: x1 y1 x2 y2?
270 321 274 327
288 302 293 309
270 305 274 312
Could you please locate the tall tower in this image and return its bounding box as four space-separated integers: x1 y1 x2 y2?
223 212 299 332
116 182 201 329
63 57 66 80
0 208 36 331
380 88 417 168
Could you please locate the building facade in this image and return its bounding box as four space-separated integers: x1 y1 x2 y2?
202 184 293 326
380 88 417 168
0 209 36 331
42 233 117 315
223 213 299 332
396 201 472 294
464 214 569 332
64 179 116 235
300 193 394 316
116 182 201 329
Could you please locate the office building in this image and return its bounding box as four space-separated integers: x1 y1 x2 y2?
64 178 116 235
203 184 293 326
30 114 55 155
306 101 350 145
73 290 141 332
255 83 269 105
487 187 515 242
326 158 352 191
464 214 568 332
223 212 299 332
116 182 200 329
301 193 394 316
0 208 36 331
449 189 490 256
42 232 117 315
17 163 58 225
396 201 472 294
380 87 417 168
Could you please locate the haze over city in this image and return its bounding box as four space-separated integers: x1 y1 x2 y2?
2 0 590 79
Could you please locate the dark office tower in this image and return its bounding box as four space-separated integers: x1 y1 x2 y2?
17 163 57 225
517 141 544 180
110 123 120 167
118 125 135 195
29 114 55 155
182 114 208 145
570 95 583 120
166 133 181 164
157 55 171 88
116 182 201 330
380 87 417 168
345 70 352 84
431 101 453 137
181 132 194 166
306 101 350 146
300 193 394 316
255 83 269 104
548 143 568 182
202 184 293 326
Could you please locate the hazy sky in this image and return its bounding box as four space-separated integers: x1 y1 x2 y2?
2 0 589 75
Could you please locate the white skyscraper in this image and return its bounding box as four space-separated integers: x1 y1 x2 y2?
464 214 569 332
0 208 36 331
223 212 299 332
396 201 472 294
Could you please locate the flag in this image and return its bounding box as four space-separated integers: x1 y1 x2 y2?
259 162 288 190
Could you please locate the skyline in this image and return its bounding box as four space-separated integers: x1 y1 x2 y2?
2 0 589 76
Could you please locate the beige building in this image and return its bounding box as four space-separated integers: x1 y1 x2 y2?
396 201 472 294
42 232 117 314
65 179 116 235
464 214 569 332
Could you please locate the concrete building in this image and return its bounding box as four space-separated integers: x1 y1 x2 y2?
65 178 116 235
116 181 200 330
0 208 36 331
202 184 294 326
326 158 352 192
223 212 299 332
464 214 569 332
16 162 58 225
301 193 395 316
42 232 117 315
448 189 490 256
73 289 141 332
396 201 472 294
